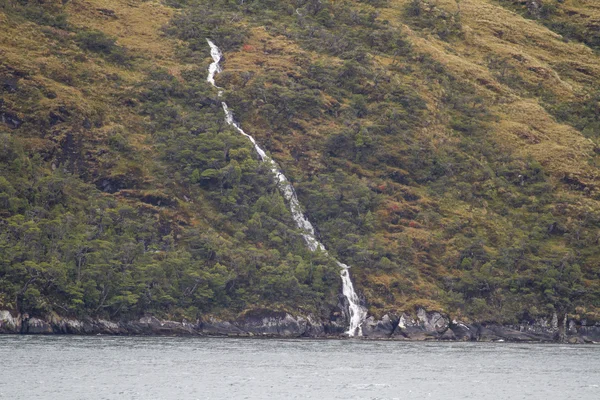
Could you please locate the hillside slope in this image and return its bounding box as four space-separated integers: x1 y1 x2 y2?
1 0 600 329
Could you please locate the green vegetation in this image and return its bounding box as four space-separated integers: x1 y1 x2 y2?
496 0 600 51
2 0 600 326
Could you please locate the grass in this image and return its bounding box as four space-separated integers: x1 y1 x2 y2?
3 0 600 321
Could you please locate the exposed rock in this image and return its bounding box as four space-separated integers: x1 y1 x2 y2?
1 111 22 129
200 317 245 336
514 315 558 339
304 315 325 337
476 325 539 342
0 310 20 333
568 336 584 344
526 0 543 18
440 328 456 341
96 319 122 334
124 316 195 335
392 309 449 340
2 309 599 343
565 320 600 342
64 319 85 334
361 314 397 338
449 321 475 341
235 310 307 337
324 309 348 336
23 317 53 334
417 308 449 332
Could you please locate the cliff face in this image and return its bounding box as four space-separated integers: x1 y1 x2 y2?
2 0 600 330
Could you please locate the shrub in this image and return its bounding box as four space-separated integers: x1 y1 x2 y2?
75 30 131 65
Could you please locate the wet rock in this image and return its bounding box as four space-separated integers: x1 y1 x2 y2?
235 310 307 337
304 315 325 337
449 321 474 341
279 314 308 337
440 329 456 341
477 325 538 342
515 315 558 339
0 310 20 333
392 313 423 339
324 309 348 336
200 317 245 336
564 319 600 342
361 314 397 338
23 317 53 334
392 309 449 340
568 336 584 344
126 316 195 335
568 320 578 335
97 319 122 334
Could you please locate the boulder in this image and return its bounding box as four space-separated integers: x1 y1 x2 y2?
440 329 456 341
361 314 397 338
449 321 474 341
417 308 449 333
392 309 450 340
0 310 20 333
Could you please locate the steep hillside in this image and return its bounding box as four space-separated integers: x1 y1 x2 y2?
1 0 600 329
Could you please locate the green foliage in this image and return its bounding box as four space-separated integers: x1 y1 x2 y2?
163 7 248 53
75 30 131 65
0 0 69 29
404 0 463 41
496 0 600 51
546 90 600 139
3 0 600 326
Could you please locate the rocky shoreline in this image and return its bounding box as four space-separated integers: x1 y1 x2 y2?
1 308 599 343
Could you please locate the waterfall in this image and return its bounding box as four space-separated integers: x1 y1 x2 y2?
206 39 367 336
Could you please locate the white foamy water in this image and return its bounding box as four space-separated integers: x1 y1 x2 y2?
206 39 367 335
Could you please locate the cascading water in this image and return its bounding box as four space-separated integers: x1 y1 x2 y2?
206 39 367 336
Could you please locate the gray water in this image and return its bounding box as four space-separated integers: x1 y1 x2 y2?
1 336 599 399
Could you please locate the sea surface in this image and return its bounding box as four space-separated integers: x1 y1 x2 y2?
1 336 598 399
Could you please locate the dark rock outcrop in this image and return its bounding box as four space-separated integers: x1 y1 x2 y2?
361 314 397 338
200 317 245 336
475 324 540 342
1 111 22 129
0 310 21 333
0 308 598 343
449 321 475 341
392 308 450 340
235 310 308 337
22 317 53 334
